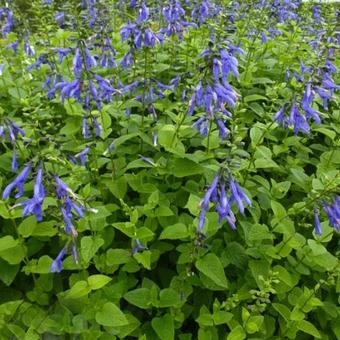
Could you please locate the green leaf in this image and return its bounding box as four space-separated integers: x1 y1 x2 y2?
0 242 26 265
124 288 151 309
250 126 264 146
23 255 53 274
151 314 174 340
80 236 104 264
0 259 19 286
0 235 18 252
297 320 321 338
272 303 291 321
159 288 181 307
185 194 201 215
271 201 286 219
63 281 91 299
18 216 37 238
104 177 127 199
227 325 246 340
106 249 131 266
170 159 203 178
95 302 128 327
87 275 112 290
245 316 264 334
133 250 151 270
159 223 189 240
213 311 233 325
196 253 228 289
244 94 267 102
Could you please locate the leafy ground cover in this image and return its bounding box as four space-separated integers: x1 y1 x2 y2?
0 0 339 339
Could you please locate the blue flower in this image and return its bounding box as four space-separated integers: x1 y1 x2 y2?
314 209 322 235
61 207 78 237
11 148 18 172
84 47 96 70
137 1 149 24
50 245 67 273
23 41 35 56
82 116 90 139
289 103 310 135
229 177 252 215
197 174 251 233
53 48 71 63
274 105 288 126
19 167 45 221
131 239 147 255
54 176 71 199
72 241 79 264
2 164 31 199
73 48 83 78
75 146 90 166
55 12 65 26
323 198 340 232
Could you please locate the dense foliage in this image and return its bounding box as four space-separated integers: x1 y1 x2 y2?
0 0 339 339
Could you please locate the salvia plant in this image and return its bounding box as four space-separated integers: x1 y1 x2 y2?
0 0 339 339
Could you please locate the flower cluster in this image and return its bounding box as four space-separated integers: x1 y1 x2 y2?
161 0 195 41
314 196 340 236
191 0 220 25
188 44 242 137
0 119 26 172
275 56 339 134
197 173 251 233
0 7 14 37
1 162 90 272
120 2 163 68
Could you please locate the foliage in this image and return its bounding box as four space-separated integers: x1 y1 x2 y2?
0 0 339 339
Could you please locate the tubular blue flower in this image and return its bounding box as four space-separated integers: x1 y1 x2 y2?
82 116 90 139
289 103 310 135
1 9 14 37
2 164 31 199
216 118 229 138
72 241 78 263
65 197 84 218
197 210 207 233
54 176 71 199
73 48 83 78
55 12 65 26
314 209 322 235
23 41 35 56
11 148 18 172
53 48 71 63
75 146 90 166
61 207 78 237
20 167 45 221
50 245 67 273
323 198 340 232
60 80 82 102
84 47 96 70
152 132 158 147
229 177 251 215
197 172 250 233
7 120 25 141
131 239 147 255
200 175 219 210
93 117 102 137
121 48 134 68
139 155 156 166
6 40 19 53
274 105 287 126
98 37 117 68
137 1 149 24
